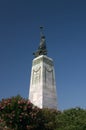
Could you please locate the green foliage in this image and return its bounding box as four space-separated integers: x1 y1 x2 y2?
41 108 60 130
0 95 44 130
55 107 86 130
0 96 86 130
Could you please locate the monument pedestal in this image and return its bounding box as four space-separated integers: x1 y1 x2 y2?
29 55 57 109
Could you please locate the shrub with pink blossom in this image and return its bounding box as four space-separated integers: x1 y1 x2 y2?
0 95 44 130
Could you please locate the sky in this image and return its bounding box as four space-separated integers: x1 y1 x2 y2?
0 0 86 110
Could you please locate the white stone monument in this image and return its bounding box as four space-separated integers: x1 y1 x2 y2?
29 27 57 109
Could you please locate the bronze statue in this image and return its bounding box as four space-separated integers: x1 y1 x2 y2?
33 27 47 58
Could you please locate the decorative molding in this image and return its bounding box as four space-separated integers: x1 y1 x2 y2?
32 67 41 85
33 58 42 66
33 56 53 66
45 66 53 72
43 57 53 66
45 66 54 88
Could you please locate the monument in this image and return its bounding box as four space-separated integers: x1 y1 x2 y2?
29 27 57 109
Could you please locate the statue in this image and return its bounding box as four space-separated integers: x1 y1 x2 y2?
33 27 47 58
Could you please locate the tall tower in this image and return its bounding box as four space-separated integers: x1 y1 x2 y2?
29 27 57 109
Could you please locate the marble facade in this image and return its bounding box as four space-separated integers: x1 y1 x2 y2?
29 55 57 109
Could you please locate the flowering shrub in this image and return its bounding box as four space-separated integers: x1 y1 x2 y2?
0 95 44 130
0 95 61 130
1 95 85 130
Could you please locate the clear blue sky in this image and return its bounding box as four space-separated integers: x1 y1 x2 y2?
0 0 86 110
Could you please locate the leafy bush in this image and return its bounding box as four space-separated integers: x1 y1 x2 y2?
55 107 86 130
41 108 60 130
0 96 86 130
0 95 44 130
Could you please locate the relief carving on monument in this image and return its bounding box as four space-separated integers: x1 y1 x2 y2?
45 66 54 90
32 67 41 85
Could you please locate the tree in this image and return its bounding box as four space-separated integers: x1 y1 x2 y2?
55 107 86 130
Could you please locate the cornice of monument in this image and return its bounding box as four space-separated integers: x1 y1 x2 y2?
33 55 53 66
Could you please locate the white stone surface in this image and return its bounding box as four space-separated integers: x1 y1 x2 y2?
29 55 57 109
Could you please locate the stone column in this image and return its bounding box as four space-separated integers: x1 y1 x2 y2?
29 55 57 109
